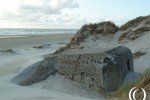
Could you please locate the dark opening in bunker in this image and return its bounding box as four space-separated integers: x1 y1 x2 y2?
127 60 131 71
81 72 85 80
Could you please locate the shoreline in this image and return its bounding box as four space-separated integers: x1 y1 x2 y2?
0 34 73 50
0 33 75 38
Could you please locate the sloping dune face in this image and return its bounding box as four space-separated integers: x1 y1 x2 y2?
53 21 118 54
118 15 150 43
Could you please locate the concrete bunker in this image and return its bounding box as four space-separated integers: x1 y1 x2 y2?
11 46 134 93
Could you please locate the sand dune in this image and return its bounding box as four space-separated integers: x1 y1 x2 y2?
0 21 150 99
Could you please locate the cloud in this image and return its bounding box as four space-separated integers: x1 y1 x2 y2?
19 5 61 15
19 0 79 15
0 0 85 28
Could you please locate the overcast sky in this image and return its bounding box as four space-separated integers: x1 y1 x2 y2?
0 0 149 29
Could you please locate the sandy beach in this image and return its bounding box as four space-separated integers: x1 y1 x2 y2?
0 0 149 99
0 34 73 50
0 34 103 100
0 30 150 100
0 34 74 75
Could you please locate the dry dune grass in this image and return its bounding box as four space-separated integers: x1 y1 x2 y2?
136 69 150 100
106 68 150 100
33 44 51 49
118 27 150 42
0 49 15 53
118 15 150 43
133 51 146 59
119 16 149 30
53 21 118 54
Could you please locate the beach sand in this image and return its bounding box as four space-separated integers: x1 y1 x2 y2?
0 32 149 100
0 34 73 49
0 34 102 100
0 34 75 76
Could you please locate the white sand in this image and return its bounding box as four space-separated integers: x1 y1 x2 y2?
0 34 73 49
0 34 102 100
0 34 73 76
0 31 149 100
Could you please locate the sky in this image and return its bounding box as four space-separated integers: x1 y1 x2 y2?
0 0 149 29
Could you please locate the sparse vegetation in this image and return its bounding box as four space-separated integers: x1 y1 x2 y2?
118 15 150 42
54 21 118 54
145 20 150 25
133 51 146 59
53 44 70 54
135 68 150 99
0 49 15 53
33 45 43 49
33 44 51 49
133 27 150 34
106 68 150 100
87 23 98 33
118 32 129 42
120 16 146 30
79 24 88 33
106 80 140 99
95 21 118 34
118 26 150 42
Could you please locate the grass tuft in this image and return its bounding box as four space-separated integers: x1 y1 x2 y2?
0 49 15 53
120 16 146 30
118 26 150 42
133 51 146 59
106 68 150 99
33 44 51 49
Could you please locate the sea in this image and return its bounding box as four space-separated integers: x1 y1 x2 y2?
0 28 77 35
